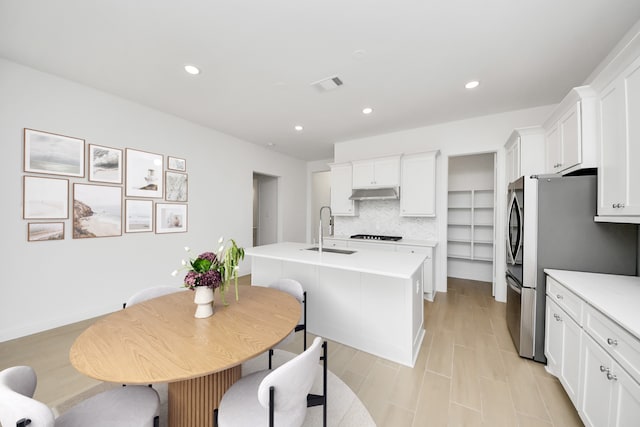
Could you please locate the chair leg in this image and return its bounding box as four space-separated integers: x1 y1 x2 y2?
269 386 275 427
307 340 328 427
268 348 274 370
303 291 307 350
213 408 218 427
153 415 159 427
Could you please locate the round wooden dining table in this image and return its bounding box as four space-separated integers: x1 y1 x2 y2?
69 285 301 427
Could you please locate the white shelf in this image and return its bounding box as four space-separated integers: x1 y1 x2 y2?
446 189 495 264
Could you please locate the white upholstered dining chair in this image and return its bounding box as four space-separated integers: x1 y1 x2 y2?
0 365 160 427
123 285 184 309
215 336 327 427
266 278 307 368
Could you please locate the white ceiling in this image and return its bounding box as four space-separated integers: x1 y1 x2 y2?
1 1 640 161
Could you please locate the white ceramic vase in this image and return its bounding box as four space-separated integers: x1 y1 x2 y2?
193 286 214 318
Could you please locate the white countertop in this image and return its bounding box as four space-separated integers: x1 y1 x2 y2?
545 269 640 340
324 235 438 248
246 242 427 279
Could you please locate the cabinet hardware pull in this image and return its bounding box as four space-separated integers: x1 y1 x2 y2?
606 372 618 381
607 338 618 346
556 294 563 300
600 365 608 372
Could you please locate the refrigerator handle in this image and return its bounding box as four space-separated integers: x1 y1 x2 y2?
506 274 522 295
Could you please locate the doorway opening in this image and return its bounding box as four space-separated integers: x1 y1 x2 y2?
310 170 331 244
253 173 279 246
446 152 497 294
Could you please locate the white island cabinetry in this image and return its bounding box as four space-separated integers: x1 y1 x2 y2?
246 242 426 367
544 270 640 426
319 237 436 301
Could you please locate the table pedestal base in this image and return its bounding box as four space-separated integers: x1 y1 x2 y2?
168 365 242 427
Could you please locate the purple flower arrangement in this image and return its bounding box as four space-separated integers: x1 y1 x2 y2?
172 239 245 304
175 250 223 290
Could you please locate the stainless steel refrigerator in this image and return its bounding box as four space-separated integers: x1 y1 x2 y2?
506 174 637 363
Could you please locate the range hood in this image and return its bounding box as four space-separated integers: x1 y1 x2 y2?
349 187 399 200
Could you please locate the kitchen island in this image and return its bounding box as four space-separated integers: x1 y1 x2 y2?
245 242 426 367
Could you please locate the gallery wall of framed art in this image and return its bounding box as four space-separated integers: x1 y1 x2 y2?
21 127 189 241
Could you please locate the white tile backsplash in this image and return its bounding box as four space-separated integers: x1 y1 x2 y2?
334 199 437 240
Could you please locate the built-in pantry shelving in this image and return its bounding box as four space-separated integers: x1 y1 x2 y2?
447 189 494 262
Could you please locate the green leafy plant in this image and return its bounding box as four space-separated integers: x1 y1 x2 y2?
172 237 245 305
221 238 245 301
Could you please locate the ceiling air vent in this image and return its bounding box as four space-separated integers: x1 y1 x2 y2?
311 75 343 93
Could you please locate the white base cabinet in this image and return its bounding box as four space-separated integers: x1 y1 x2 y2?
581 331 640 427
545 297 582 407
544 273 640 427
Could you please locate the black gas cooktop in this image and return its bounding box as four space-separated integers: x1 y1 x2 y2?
350 234 403 241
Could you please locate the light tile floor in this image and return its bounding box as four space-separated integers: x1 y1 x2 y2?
0 277 584 426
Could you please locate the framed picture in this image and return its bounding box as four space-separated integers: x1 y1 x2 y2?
24 128 85 177
89 144 123 183
168 156 186 172
23 176 69 219
73 184 122 239
125 149 163 198
125 199 153 233
165 171 188 202
156 203 187 233
28 222 65 241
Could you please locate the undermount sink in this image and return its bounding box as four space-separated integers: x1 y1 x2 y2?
305 247 357 255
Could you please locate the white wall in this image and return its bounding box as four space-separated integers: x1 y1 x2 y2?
333 105 555 302
0 59 307 341
448 153 495 191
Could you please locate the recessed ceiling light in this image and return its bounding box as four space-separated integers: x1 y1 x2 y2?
362 107 374 115
184 65 200 75
465 80 480 89
294 125 303 131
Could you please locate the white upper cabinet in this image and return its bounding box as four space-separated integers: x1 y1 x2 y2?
504 127 545 185
597 54 640 220
329 162 358 216
352 155 400 189
543 86 598 175
400 151 438 217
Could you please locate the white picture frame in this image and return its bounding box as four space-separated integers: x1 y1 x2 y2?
125 199 154 233
156 203 187 233
89 144 123 184
23 176 69 219
125 148 164 198
24 128 85 177
73 184 122 239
